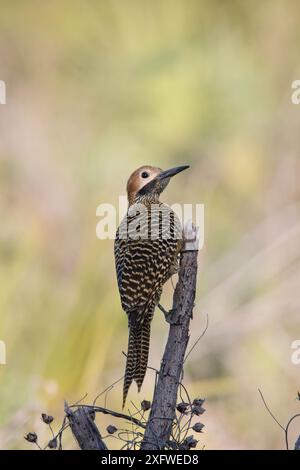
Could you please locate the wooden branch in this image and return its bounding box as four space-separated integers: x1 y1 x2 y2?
141 221 199 450
73 404 146 429
65 402 108 450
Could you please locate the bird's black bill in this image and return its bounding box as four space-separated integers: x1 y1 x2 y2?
158 165 190 180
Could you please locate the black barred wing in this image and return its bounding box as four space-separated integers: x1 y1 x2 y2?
114 203 182 314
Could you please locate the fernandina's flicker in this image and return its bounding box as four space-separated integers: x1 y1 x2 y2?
114 164 189 407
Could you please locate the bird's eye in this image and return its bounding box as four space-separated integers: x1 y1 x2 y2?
141 171 149 178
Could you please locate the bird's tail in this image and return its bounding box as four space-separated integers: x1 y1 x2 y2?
123 311 153 408
123 325 137 409
134 320 151 392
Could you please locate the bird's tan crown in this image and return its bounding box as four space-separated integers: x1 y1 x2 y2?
127 165 162 204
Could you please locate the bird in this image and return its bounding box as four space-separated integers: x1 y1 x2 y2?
114 164 190 408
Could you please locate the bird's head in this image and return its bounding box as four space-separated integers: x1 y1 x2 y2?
127 165 190 205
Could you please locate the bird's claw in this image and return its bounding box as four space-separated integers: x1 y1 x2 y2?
158 304 177 324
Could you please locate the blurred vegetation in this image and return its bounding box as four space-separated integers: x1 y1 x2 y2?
0 0 300 449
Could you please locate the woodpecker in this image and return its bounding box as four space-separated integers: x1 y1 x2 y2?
114 164 189 407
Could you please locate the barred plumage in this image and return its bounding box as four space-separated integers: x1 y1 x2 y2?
114 165 189 407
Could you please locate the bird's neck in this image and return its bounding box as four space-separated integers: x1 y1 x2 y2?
128 193 160 208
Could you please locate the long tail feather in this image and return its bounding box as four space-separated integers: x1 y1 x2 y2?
122 326 137 408
123 308 154 407
134 321 151 392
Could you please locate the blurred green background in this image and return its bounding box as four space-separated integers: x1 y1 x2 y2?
0 0 300 450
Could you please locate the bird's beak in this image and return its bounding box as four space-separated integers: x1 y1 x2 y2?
158 165 190 180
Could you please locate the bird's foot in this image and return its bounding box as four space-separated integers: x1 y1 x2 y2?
158 303 177 324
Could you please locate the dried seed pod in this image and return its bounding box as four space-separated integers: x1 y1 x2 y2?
176 402 189 413
192 422 204 433
106 425 117 435
192 405 205 416
41 413 54 424
48 438 57 449
180 435 198 449
24 432 38 443
141 400 151 411
192 398 205 407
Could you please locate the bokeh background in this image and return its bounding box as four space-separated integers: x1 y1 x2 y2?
0 0 300 450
